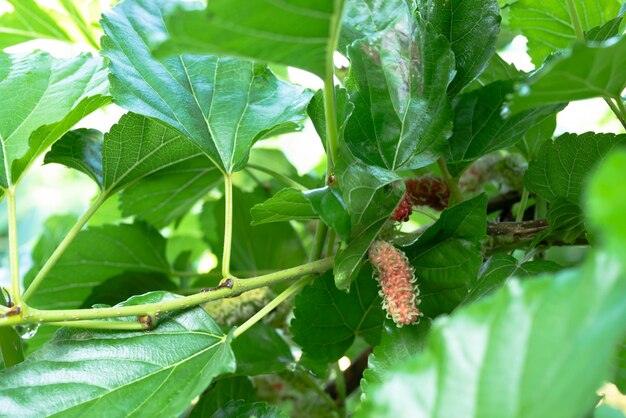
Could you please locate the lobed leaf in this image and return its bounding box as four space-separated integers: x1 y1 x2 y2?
0 51 109 188
101 0 312 174
344 7 455 170
0 292 235 418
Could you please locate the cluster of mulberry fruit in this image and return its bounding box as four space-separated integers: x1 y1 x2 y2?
391 175 450 222
368 240 423 327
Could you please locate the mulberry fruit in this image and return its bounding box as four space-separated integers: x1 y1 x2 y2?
368 240 422 326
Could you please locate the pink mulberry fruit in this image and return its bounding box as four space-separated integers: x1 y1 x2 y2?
368 240 423 326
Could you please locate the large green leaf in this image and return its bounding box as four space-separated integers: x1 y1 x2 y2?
509 0 621 65
201 188 307 273
509 37 626 113
0 292 235 418
25 222 171 310
418 0 500 95
404 194 487 316
119 157 222 228
0 51 108 188
101 0 312 174
333 157 405 289
344 8 455 170
291 267 384 364
0 0 72 49
149 0 345 78
445 81 562 176
358 150 626 418
525 132 626 203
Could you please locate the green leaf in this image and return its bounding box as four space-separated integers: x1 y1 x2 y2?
0 51 109 188
250 188 317 226
509 0 621 65
463 54 523 93
515 113 557 161
339 0 406 52
210 400 287 418
344 10 455 170
232 323 294 376
585 14 624 41
120 157 222 228
101 0 312 174
201 187 307 273
405 194 487 316
464 253 562 305
445 81 562 176
358 246 626 418
304 186 352 241
0 0 72 49
525 132 626 203
361 320 432 395
150 0 345 78
509 37 626 113
25 222 171 309
190 376 256 418
291 268 385 364
333 158 405 289
44 128 103 186
0 292 236 418
418 0 501 95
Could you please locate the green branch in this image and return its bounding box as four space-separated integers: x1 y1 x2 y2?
23 193 107 303
0 258 333 327
222 174 234 278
